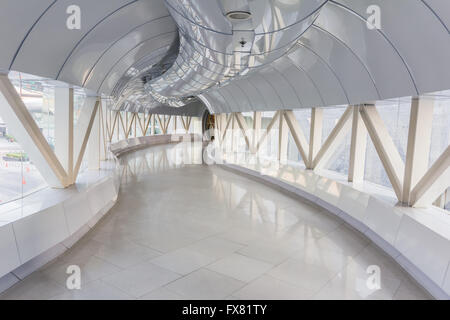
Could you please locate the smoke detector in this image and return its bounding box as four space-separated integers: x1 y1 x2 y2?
226 11 251 22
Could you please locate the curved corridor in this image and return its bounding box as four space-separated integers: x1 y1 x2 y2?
0 143 430 300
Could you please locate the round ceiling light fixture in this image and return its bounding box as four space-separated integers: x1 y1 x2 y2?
226 11 251 22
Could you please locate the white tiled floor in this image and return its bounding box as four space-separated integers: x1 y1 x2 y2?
0 143 431 300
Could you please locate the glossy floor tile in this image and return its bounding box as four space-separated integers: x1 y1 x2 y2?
0 143 431 300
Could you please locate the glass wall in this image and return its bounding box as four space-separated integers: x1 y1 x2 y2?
0 72 92 208
323 107 351 175
364 98 411 188
221 91 449 210
0 116 47 206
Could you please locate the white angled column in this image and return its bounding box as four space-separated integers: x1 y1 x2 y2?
74 96 97 159
0 74 68 188
252 111 261 153
308 108 323 169
151 114 155 135
348 105 368 183
402 97 434 204
278 111 288 164
54 87 74 180
87 106 100 170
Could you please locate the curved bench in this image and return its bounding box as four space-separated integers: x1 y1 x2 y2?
219 161 450 300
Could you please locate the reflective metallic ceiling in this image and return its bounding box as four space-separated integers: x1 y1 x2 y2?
0 0 449 114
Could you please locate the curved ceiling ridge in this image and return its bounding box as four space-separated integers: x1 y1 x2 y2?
0 0 448 114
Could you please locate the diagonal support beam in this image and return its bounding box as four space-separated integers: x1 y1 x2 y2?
165 115 172 134
145 114 152 135
181 116 187 132
125 113 136 139
410 146 450 208
278 111 289 163
360 105 405 200
151 113 155 135
74 96 98 159
222 114 233 142
252 111 261 152
402 97 434 204
156 114 164 134
284 110 309 166
137 113 145 136
234 112 253 152
54 87 74 180
308 108 323 169
348 105 368 183
256 111 280 152
98 100 107 160
312 106 352 171
0 74 69 187
108 112 119 142
73 99 99 182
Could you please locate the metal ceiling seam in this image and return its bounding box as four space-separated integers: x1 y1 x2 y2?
176 48 222 85
229 82 255 111
270 65 305 109
258 71 286 110
283 56 326 106
296 42 350 104
220 85 241 111
56 0 139 80
112 49 168 97
178 49 226 78
8 0 58 70
246 77 269 110
174 15 316 59
420 0 450 34
99 40 172 95
81 15 172 87
215 90 234 113
311 24 381 100
97 32 176 94
252 0 329 36
163 0 232 36
329 0 419 95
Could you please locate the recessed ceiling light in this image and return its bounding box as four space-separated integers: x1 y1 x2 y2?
226 11 251 22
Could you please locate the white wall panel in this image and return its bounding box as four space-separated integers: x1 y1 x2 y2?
12 203 69 263
365 197 404 246
0 224 21 278
63 193 92 235
395 212 450 287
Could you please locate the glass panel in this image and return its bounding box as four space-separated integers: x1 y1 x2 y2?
286 109 311 166
321 107 351 175
365 132 393 189
376 97 411 161
0 116 47 207
73 89 87 126
242 112 253 128
287 131 302 163
326 133 351 175
260 112 278 160
322 106 346 144
429 91 450 167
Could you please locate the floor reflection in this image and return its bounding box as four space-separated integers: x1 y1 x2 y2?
0 143 430 300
